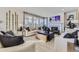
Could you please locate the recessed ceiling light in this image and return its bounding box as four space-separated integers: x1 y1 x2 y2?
62 9 65 11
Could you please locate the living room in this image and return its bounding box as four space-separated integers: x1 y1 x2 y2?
0 7 79 52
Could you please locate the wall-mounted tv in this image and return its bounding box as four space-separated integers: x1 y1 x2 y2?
51 15 60 21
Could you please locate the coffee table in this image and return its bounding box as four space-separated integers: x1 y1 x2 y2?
36 31 54 42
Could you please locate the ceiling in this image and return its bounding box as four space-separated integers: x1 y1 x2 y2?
23 7 77 17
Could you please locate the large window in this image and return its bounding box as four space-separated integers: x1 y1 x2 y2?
24 15 33 27
44 17 48 26
23 12 47 30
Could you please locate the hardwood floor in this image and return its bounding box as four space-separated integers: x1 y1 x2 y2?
67 42 75 52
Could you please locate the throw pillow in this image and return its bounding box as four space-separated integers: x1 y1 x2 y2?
6 31 14 36
0 32 3 35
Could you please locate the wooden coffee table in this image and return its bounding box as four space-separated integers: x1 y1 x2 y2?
36 31 54 42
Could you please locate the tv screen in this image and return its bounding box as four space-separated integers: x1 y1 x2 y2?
52 15 60 21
